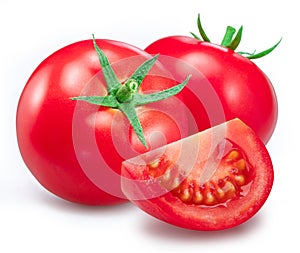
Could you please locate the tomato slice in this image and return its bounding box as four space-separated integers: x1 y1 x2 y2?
121 118 274 230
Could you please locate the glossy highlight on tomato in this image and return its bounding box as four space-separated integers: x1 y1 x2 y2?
16 38 188 205
121 118 274 230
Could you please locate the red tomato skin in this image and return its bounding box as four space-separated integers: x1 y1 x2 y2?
17 39 188 205
145 36 278 144
121 119 274 230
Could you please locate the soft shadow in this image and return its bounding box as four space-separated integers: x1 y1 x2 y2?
35 189 134 215
140 212 264 242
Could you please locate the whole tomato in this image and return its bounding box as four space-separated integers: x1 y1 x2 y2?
145 14 281 144
16 37 189 205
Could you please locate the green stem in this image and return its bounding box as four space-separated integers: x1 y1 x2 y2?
196 14 211 42
92 34 120 94
245 38 282 59
115 79 139 103
71 35 191 147
221 26 236 47
119 102 148 148
133 75 191 106
191 14 281 59
227 26 243 51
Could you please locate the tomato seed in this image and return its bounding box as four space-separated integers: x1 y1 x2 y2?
193 191 203 204
180 188 192 202
216 186 225 199
222 181 236 195
152 146 252 207
235 175 245 185
148 158 160 169
234 159 246 170
226 150 240 161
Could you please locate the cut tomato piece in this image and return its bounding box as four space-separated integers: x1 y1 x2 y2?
121 118 274 230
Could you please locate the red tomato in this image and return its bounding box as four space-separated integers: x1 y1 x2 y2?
145 36 278 144
121 118 274 230
16 39 188 205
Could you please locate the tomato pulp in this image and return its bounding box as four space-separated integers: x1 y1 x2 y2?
16 39 188 205
121 118 274 230
145 36 278 144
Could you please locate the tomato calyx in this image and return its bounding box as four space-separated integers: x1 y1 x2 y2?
191 13 282 59
72 35 191 148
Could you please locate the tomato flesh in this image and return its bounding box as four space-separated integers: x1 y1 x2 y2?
163 143 253 206
121 118 274 230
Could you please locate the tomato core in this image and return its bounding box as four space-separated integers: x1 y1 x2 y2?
146 139 253 207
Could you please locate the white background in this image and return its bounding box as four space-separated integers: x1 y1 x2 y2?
0 0 297 252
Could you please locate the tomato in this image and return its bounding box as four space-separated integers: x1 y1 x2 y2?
16 39 188 205
145 35 278 144
121 118 274 230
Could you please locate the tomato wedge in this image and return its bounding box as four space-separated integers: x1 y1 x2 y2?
121 118 274 230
